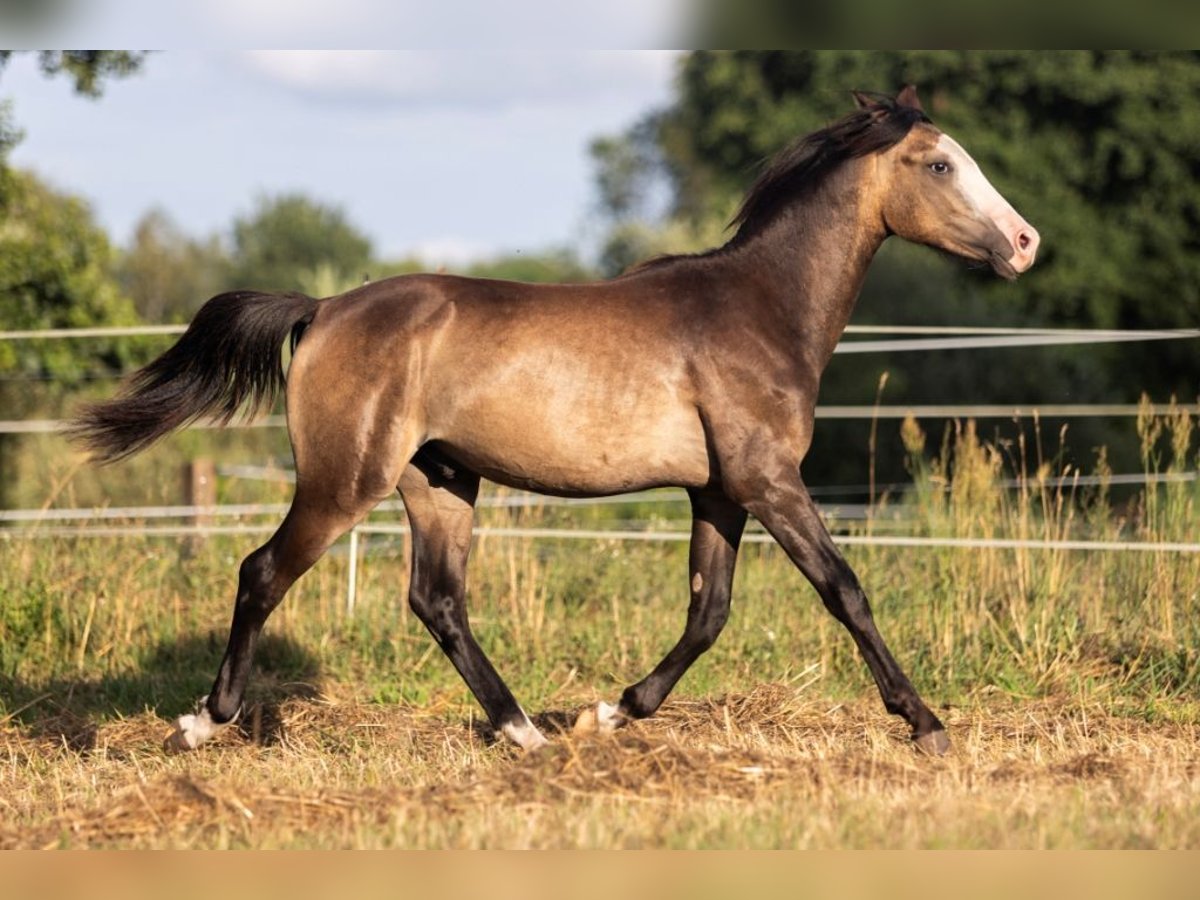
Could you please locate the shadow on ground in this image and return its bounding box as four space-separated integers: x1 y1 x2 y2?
0 630 322 752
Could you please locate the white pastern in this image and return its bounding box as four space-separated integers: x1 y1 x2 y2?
501 715 549 751
594 700 626 734
163 697 236 753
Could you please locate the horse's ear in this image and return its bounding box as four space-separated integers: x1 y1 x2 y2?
895 84 924 112
852 90 886 111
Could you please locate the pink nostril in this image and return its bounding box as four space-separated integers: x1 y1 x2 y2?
1017 231 1031 252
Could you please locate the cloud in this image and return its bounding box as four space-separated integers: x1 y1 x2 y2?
8 0 685 47
201 0 685 48
239 51 681 110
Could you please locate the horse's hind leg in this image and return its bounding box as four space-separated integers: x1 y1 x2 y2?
577 490 747 733
165 487 379 752
400 453 547 751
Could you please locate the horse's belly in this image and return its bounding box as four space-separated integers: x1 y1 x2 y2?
432 399 711 496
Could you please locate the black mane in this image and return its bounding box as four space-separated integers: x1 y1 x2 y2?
729 93 931 241
619 92 931 276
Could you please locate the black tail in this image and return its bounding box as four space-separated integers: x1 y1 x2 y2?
69 290 320 463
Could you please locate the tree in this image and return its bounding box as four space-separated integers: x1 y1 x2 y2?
0 49 150 391
0 171 141 386
0 53 148 505
228 194 373 295
0 172 149 506
118 209 231 322
0 51 146 97
0 52 147 180
465 249 591 284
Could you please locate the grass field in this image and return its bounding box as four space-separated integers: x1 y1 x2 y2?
1 409 1198 848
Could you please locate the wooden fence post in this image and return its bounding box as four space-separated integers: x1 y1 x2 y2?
183 458 216 548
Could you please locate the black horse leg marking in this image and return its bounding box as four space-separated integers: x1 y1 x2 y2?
400 456 547 750
744 474 949 754
581 491 746 731
165 489 364 752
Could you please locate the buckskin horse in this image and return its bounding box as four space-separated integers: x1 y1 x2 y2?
71 86 1039 756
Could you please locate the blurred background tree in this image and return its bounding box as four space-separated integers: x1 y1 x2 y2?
117 209 229 323
227 193 373 295
0 53 149 505
1 50 150 382
0 51 146 97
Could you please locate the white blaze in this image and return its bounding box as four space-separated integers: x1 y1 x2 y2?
936 133 1038 270
937 134 1016 223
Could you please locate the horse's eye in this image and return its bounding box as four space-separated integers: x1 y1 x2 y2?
929 161 951 175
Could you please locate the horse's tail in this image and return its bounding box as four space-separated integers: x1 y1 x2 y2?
69 290 320 463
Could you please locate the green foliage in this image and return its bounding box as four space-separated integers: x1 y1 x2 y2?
464 248 590 284
0 51 151 382
0 171 141 383
228 194 373 294
117 209 231 322
0 98 20 161
0 51 147 173
373 249 593 285
23 51 147 97
0 51 147 98
590 118 663 223
0 574 70 678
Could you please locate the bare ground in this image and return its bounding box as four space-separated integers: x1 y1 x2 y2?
3 684 1198 849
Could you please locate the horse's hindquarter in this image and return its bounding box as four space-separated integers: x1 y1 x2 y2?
420 278 713 495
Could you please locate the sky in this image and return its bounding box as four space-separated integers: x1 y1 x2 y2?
5 1 687 49
1 50 683 264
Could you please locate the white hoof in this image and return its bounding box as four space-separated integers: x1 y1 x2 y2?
163 698 235 754
500 716 549 751
573 700 626 735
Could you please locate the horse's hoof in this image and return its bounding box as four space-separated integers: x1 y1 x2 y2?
913 729 951 756
500 716 550 751
162 698 233 754
574 701 624 736
163 714 202 754
573 706 600 735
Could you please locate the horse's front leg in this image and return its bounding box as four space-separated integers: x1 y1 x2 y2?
739 468 949 755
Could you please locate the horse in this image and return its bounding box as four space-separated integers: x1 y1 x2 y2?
71 86 1039 756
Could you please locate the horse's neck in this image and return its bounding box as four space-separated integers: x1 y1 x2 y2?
724 161 887 371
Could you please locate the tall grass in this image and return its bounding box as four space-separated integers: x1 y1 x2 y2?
3 406 1199 848
2 402 1197 730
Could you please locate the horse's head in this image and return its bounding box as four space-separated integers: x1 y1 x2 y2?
869 86 1040 280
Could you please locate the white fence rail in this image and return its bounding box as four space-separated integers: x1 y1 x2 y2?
4 514 1199 617
6 403 1200 436
3 322 1197 343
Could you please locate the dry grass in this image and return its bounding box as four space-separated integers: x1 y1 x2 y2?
3 684 1197 849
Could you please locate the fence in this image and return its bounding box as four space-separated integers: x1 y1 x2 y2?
2 322 1199 613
